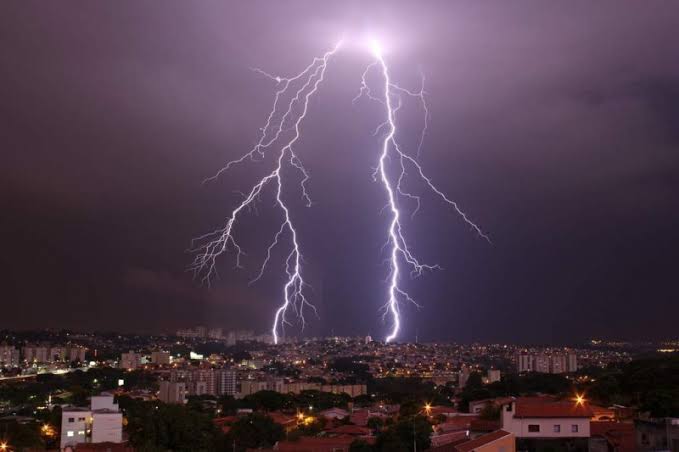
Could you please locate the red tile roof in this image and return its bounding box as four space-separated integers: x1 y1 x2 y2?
590 421 636 452
470 419 502 432
431 430 469 447
326 424 372 436
436 416 479 433
276 435 361 452
514 398 594 418
454 430 513 452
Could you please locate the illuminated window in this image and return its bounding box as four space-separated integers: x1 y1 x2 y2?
572 424 579 433
67 431 74 437
78 431 85 435
528 425 540 433
553 425 561 433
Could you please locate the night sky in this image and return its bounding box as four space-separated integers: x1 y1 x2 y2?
2 1 678 343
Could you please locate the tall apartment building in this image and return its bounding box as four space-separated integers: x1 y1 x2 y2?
170 368 236 397
551 354 567 374
120 351 142 370
23 345 49 363
535 354 551 373
516 352 578 374
158 380 187 404
0 345 20 367
22 345 87 364
150 351 171 365
60 393 123 450
567 352 577 372
207 328 223 340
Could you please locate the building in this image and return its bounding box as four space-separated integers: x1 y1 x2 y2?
207 328 223 339
515 352 578 374
516 354 533 373
0 345 20 367
636 418 679 452
459 366 471 388
68 346 87 363
60 393 123 450
120 351 141 370
453 430 516 452
501 397 592 451
275 436 357 452
486 369 501 384
551 354 567 374
590 421 636 452
567 352 578 372
22 345 49 363
60 407 91 449
150 351 171 365
170 368 236 397
535 354 550 373
216 369 237 396
90 395 123 444
158 380 186 404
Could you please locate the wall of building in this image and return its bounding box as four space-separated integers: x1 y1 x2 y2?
501 405 590 438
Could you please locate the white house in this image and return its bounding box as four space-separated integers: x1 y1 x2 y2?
501 396 593 439
60 393 123 450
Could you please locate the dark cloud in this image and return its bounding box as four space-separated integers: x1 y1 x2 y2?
1 1 678 342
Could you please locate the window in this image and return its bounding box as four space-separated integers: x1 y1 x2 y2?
571 424 579 433
68 417 75 423
78 431 85 435
67 431 74 437
78 417 86 421
528 424 540 433
553 425 561 433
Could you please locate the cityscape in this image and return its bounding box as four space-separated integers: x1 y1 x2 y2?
0 329 677 451
3 1 679 452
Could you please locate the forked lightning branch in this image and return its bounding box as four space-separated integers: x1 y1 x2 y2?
190 39 488 345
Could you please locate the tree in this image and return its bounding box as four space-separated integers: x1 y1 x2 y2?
242 390 289 411
374 428 409 452
479 402 501 420
225 413 284 452
0 421 45 450
350 438 375 452
367 416 384 431
374 414 431 452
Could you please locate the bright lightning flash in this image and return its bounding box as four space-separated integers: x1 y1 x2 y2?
192 37 488 345
191 42 342 345
357 39 490 343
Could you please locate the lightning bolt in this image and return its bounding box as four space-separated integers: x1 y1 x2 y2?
191 42 342 345
358 42 490 343
193 38 487 345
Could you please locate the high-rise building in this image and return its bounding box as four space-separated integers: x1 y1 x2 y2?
120 351 142 370
208 328 223 340
158 380 187 404
216 369 237 396
535 354 550 373
551 354 567 374
0 345 20 368
567 352 578 372
516 353 534 373
150 351 171 365
23 345 50 363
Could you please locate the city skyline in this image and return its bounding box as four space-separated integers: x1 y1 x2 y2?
2 1 679 343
